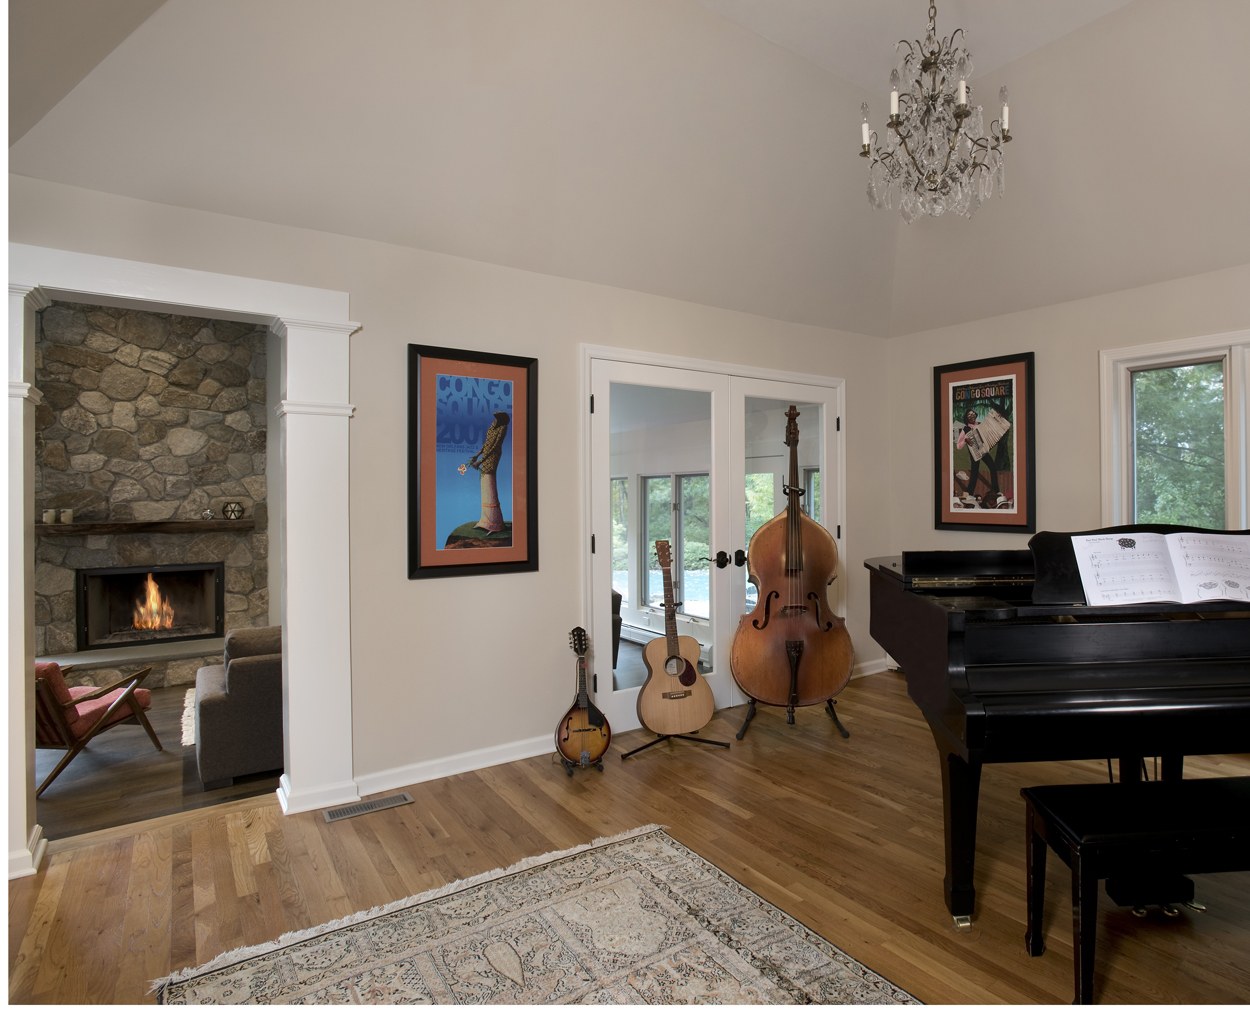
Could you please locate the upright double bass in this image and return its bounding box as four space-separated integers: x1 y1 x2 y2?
729 405 853 737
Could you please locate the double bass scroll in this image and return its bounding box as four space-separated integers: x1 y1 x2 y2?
729 405 853 734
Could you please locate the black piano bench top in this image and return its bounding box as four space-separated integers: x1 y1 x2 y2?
1023 776 1250 855
1022 776 1250 1004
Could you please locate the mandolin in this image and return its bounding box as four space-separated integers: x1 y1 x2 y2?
555 626 610 772
636 540 715 736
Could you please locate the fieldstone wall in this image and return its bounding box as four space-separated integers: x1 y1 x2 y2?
34 301 272 688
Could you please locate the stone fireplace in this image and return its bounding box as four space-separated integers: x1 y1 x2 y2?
34 301 273 688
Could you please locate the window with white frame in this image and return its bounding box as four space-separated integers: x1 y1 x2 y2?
1101 331 1249 529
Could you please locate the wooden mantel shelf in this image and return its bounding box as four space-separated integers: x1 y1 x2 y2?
35 519 256 536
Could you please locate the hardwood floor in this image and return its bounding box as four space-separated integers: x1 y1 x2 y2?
33 685 280 840
10 670 1250 1004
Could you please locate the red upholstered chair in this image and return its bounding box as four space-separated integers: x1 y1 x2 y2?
33 662 163 797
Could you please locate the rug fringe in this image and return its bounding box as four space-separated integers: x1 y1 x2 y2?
150 822 665 994
179 689 196 747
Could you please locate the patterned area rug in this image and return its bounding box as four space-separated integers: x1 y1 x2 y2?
153 824 918 1005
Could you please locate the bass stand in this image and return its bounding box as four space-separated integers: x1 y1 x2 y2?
622 730 730 760
735 697 851 741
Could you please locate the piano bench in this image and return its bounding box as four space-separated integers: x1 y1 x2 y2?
1021 776 1250 1005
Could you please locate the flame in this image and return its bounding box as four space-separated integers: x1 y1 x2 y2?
133 572 175 630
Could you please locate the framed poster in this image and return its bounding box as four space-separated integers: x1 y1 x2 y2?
934 351 1035 532
408 344 538 577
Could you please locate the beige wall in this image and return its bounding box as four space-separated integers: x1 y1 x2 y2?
12 176 1249 784
884 263 1250 554
9 176 889 782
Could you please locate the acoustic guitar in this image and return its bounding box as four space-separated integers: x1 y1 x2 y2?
555 626 610 772
636 540 715 736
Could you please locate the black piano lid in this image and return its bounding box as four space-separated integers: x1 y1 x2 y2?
1029 524 1250 604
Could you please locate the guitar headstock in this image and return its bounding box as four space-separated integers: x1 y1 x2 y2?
784 404 800 448
568 626 589 657
655 539 672 570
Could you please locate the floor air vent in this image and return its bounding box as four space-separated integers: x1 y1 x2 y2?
323 792 413 823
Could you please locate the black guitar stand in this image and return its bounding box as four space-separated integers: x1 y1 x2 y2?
621 730 730 760
735 697 850 741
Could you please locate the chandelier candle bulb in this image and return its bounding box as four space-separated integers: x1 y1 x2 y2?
958 79 967 105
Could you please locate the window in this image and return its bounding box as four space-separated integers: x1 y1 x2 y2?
1102 331 1249 529
1131 361 1225 527
642 472 710 618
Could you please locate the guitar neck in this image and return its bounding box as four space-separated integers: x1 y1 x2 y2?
661 563 681 654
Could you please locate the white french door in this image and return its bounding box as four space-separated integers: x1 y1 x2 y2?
585 348 844 733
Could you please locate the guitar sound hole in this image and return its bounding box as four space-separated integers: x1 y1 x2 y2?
665 656 683 676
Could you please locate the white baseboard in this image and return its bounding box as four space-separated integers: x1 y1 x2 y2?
354 734 555 800
9 824 47 879
276 775 361 816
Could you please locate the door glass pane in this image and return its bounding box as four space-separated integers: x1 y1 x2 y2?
1132 361 1225 527
609 381 713 699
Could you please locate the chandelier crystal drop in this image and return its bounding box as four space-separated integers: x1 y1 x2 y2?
859 1 1011 222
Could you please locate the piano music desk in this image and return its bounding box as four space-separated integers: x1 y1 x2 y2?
1021 776 1250 1004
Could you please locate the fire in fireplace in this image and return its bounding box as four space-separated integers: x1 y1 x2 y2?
76 563 225 651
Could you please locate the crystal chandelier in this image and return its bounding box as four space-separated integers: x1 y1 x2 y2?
859 1 1011 222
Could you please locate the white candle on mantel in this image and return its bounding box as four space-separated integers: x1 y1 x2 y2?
958 79 967 105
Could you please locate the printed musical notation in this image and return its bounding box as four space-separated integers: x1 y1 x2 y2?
1071 531 1250 606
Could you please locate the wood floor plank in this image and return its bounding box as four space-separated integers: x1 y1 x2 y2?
9 669 1250 1005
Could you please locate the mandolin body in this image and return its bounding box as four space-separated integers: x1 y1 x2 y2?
555 704 611 767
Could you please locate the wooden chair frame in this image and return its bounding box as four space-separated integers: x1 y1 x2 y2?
34 665 163 797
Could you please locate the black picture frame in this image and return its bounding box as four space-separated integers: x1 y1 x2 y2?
934 351 1035 532
408 344 538 577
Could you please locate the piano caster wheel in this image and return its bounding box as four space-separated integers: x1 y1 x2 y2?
1131 906 1148 918
1162 904 1181 917
952 915 972 931
1184 899 1207 912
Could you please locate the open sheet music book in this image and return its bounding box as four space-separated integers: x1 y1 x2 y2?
1071 530 1250 606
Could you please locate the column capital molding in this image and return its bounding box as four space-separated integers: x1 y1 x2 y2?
8 382 43 405
8 283 52 311
277 399 356 418
271 317 361 340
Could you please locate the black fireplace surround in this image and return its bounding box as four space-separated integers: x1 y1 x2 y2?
76 562 225 652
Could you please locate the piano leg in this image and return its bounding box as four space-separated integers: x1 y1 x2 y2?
935 737 983 927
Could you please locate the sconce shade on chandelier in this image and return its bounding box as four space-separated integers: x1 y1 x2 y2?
859 2 1011 222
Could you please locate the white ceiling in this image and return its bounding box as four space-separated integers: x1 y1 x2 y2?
9 1 1246 339
695 0 1135 91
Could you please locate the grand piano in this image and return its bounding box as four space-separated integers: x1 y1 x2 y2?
866 525 1250 925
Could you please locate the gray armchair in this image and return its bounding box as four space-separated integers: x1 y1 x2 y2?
195 626 284 789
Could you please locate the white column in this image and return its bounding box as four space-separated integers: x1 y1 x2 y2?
7 284 49 877
273 318 360 814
